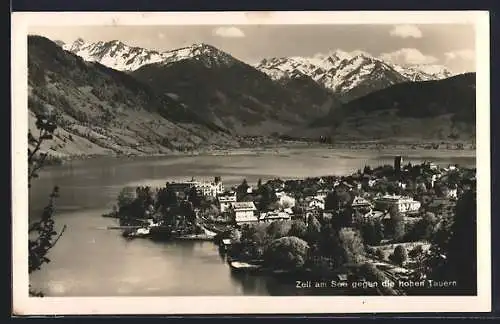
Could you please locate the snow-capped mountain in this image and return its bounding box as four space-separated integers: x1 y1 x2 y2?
61 38 166 71
255 50 453 100
393 64 453 81
60 38 237 71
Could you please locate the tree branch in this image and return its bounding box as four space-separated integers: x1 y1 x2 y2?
48 225 67 250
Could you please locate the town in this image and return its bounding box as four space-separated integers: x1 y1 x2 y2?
107 156 477 296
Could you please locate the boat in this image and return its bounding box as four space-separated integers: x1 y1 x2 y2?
102 211 119 218
229 260 263 273
123 227 151 239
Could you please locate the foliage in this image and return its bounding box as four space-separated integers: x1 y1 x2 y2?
324 187 352 211
228 228 242 243
236 179 250 201
360 219 384 246
263 236 310 270
389 205 405 242
424 190 477 294
28 113 66 297
375 248 387 260
156 186 179 211
358 263 398 295
390 245 408 266
336 228 365 265
28 114 58 188
404 212 438 242
266 220 292 241
288 220 308 240
238 223 269 260
257 184 278 212
306 214 322 245
188 186 202 208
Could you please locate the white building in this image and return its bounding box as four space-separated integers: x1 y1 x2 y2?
197 181 224 198
351 196 372 209
174 177 225 198
373 195 421 214
447 188 458 200
230 202 258 224
218 192 237 213
259 211 291 222
308 198 325 210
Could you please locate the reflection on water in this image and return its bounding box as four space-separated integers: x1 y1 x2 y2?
28 149 475 296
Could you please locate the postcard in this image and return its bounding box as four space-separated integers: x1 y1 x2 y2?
11 10 491 315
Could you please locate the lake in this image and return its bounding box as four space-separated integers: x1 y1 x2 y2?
28 148 475 296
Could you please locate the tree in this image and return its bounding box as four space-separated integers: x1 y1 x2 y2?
306 214 322 245
28 113 66 296
288 220 308 240
425 190 477 294
180 200 196 224
188 186 202 208
117 187 136 210
258 184 277 212
389 205 405 242
263 236 310 270
324 188 352 211
359 263 398 295
406 212 437 241
156 186 179 210
266 220 291 240
239 223 269 260
408 244 424 259
390 245 408 266
228 228 242 243
360 219 384 246
336 228 365 265
257 178 262 189
375 248 387 260
236 179 250 201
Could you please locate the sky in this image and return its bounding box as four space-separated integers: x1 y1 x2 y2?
31 24 476 73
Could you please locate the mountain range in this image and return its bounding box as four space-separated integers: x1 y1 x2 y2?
61 38 453 101
27 36 475 158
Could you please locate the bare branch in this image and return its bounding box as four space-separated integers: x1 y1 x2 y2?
48 225 67 250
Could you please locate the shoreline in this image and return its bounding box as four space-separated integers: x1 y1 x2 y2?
49 140 476 165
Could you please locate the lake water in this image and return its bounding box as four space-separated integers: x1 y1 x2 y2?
28 148 475 296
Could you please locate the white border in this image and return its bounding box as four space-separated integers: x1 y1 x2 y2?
11 11 491 315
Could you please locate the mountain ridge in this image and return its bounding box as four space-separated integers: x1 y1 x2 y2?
293 73 476 142
59 38 455 102
255 50 453 101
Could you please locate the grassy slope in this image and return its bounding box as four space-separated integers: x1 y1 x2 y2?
27 36 238 158
294 73 476 143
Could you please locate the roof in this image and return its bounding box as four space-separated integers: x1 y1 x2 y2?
232 202 257 210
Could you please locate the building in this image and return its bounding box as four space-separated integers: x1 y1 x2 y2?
230 202 258 224
373 194 421 214
166 177 224 198
218 191 237 213
351 196 372 209
259 211 291 222
197 181 224 198
308 198 325 210
361 210 384 221
316 189 329 199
